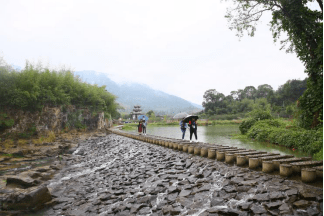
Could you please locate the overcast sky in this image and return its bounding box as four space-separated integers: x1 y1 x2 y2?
1 0 308 105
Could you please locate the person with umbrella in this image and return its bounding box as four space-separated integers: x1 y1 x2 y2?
179 117 188 140
188 118 198 142
182 115 198 142
138 115 149 135
142 116 147 135
138 120 143 135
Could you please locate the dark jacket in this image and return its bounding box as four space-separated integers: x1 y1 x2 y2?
188 120 197 130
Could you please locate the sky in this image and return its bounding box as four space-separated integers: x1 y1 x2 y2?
0 0 309 105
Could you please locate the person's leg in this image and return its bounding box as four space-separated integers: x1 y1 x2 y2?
181 129 185 139
144 126 146 134
190 129 193 142
194 129 198 141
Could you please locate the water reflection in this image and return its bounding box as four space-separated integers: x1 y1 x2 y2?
146 125 310 158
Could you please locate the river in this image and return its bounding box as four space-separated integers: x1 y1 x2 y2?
143 125 310 158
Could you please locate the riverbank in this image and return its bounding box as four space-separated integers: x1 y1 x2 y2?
0 129 108 215
122 119 243 127
28 133 322 215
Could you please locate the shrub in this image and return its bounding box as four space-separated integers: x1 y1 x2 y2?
239 109 273 134
248 109 273 120
313 149 323 161
0 113 14 131
239 119 256 134
246 119 322 158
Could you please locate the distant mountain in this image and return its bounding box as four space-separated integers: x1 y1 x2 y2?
190 102 203 110
74 71 202 115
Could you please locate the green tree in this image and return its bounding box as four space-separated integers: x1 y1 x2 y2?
225 0 323 128
243 86 257 100
256 84 273 98
202 89 226 113
146 110 154 118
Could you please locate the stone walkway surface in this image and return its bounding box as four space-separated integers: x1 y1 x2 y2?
42 134 322 216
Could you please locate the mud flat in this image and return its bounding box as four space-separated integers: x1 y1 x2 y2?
12 133 320 216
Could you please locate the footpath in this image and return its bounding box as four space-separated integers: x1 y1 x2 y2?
28 133 323 215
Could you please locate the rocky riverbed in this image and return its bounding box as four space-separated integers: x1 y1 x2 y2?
3 133 323 215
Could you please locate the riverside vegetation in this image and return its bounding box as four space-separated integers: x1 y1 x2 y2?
0 58 120 141
238 110 323 161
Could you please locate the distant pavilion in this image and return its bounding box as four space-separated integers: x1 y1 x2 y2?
131 105 143 120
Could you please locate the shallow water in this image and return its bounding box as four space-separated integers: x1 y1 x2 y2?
145 125 310 158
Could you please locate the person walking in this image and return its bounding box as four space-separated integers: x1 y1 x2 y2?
138 120 143 135
179 118 188 140
188 118 198 142
142 117 147 135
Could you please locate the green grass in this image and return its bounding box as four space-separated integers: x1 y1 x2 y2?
122 125 137 130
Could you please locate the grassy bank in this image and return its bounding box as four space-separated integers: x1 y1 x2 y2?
121 119 244 129
236 116 323 161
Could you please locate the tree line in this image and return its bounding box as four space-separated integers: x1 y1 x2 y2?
201 78 307 118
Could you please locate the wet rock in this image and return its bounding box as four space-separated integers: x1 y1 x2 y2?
191 200 207 209
240 180 258 186
307 206 320 216
193 191 210 201
138 206 151 215
286 188 298 196
178 189 191 197
137 196 152 204
287 195 298 203
202 170 212 178
185 159 193 168
250 204 267 214
252 193 270 202
210 198 225 207
279 203 291 214
300 190 317 201
223 185 236 193
264 201 282 209
168 186 180 193
3 185 52 211
238 201 252 210
175 197 193 207
230 177 244 185
269 191 285 200
194 184 211 193
293 200 310 209
129 204 146 214
208 207 239 215
167 192 179 202
162 205 173 215
6 175 40 189
170 206 182 215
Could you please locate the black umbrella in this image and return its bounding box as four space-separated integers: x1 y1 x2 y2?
182 115 199 123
